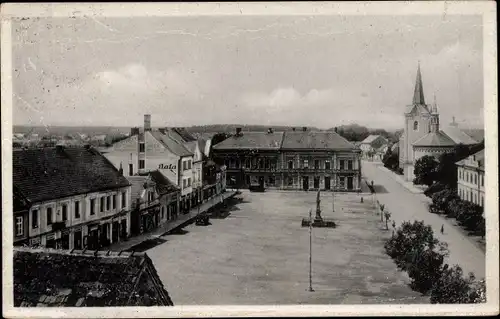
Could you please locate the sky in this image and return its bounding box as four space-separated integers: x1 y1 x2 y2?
11 14 484 130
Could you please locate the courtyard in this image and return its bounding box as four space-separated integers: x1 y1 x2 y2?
147 190 429 305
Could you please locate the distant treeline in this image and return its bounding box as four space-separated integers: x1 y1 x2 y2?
328 124 402 143
14 125 131 137
185 124 321 134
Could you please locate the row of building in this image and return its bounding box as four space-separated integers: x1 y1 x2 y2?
212 127 363 192
13 116 227 250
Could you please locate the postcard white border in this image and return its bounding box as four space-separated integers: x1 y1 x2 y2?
2 1 498 317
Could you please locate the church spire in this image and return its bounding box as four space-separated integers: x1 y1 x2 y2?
432 93 438 113
412 62 426 105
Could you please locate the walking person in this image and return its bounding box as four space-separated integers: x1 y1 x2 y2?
440 224 444 234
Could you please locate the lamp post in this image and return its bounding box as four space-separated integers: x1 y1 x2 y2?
332 186 335 212
308 208 314 292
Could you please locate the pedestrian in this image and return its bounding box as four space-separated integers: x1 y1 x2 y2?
440 224 444 234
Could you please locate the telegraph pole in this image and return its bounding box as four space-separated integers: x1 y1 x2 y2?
332 186 335 212
308 208 314 292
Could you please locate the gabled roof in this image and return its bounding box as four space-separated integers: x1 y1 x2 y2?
441 126 478 145
13 147 130 204
413 131 456 147
138 170 179 195
13 247 174 307
213 132 285 150
360 134 388 145
128 176 156 209
281 131 356 150
150 131 193 157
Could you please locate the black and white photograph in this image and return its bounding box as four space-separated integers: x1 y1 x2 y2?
2 2 498 317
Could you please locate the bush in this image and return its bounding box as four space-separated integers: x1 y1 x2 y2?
430 265 480 304
424 182 447 198
430 188 459 214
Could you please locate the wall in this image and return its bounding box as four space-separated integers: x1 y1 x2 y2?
457 164 484 207
405 111 432 166
28 186 131 239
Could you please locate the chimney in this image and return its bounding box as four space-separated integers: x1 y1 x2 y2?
84 144 91 150
292 127 296 131
144 114 151 131
129 153 134 176
236 127 242 136
302 126 307 132
130 127 139 136
158 128 166 134
118 162 123 175
267 128 273 134
55 144 64 152
334 127 338 133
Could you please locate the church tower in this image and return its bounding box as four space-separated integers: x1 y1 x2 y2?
401 63 434 181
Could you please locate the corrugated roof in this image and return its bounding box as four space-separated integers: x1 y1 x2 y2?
13 147 130 204
281 131 356 150
13 248 173 307
441 126 478 145
150 131 193 157
213 132 285 150
413 131 456 147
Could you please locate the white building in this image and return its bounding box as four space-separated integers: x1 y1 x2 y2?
13 146 132 250
456 149 485 207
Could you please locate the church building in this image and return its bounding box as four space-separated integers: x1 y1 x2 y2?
399 64 480 182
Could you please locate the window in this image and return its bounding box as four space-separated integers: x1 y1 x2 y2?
16 217 24 236
303 160 309 168
314 177 320 189
474 174 477 185
161 206 165 219
74 201 80 219
106 196 111 211
325 161 331 170
287 177 294 186
46 207 53 225
100 197 105 212
268 176 275 185
413 121 419 131
112 195 116 209
90 198 96 215
348 160 353 170
481 196 484 207
62 204 68 221
314 160 320 169
139 159 145 169
32 209 39 229
188 178 191 187
139 143 145 153
122 191 126 208
339 160 345 170
481 175 484 186
288 160 293 170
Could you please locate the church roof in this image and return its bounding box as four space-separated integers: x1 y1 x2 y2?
441 125 478 145
413 63 426 105
413 131 456 147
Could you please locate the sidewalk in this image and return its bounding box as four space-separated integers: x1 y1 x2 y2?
376 164 425 194
107 191 237 252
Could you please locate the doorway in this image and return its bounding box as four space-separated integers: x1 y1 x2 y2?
259 176 265 188
325 176 331 190
303 176 309 191
347 176 354 190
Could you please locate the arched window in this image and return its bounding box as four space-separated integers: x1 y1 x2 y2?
413 121 419 131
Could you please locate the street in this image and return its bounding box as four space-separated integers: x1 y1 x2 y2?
361 161 485 279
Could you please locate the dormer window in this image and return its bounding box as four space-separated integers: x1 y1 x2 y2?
413 121 419 131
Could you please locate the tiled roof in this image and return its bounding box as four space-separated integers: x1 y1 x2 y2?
281 131 357 150
13 247 173 307
138 170 179 195
13 147 130 204
413 131 456 147
171 128 197 142
213 132 285 150
150 131 193 157
13 186 30 212
360 135 380 144
441 126 478 145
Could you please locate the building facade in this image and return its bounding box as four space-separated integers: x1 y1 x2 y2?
102 115 195 215
212 128 283 189
13 146 132 250
212 128 362 191
280 131 362 191
456 149 485 207
359 135 389 160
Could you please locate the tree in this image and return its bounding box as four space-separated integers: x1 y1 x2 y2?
407 248 446 294
430 265 479 304
413 155 438 186
382 147 399 170
430 188 459 214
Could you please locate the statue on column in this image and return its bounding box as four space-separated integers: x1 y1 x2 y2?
315 190 323 222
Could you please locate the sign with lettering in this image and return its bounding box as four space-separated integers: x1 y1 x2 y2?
158 163 177 170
